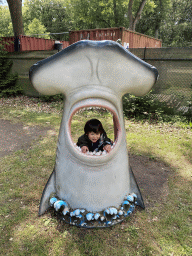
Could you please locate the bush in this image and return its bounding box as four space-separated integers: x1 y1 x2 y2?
0 43 22 98
122 94 187 123
183 101 192 123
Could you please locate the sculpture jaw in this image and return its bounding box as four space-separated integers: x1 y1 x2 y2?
66 98 123 166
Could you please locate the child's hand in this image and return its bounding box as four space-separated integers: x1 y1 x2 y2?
81 146 89 153
103 144 112 153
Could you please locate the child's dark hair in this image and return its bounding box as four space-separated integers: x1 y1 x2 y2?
84 119 105 134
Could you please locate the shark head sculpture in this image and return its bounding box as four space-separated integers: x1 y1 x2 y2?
29 40 158 227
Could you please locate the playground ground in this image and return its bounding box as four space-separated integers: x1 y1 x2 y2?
0 113 169 209
1 96 191 256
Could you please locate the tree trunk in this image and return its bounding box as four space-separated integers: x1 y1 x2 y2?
113 0 118 27
132 0 147 31
7 0 24 36
128 0 134 30
128 0 147 31
155 28 159 38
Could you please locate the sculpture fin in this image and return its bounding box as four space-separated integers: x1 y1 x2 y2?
39 168 56 215
129 166 145 209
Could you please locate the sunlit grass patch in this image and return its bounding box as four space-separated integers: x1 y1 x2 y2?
1 103 62 130
125 119 192 178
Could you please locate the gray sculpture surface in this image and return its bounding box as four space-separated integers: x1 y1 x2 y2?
29 40 158 227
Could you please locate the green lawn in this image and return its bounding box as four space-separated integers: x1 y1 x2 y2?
0 97 192 256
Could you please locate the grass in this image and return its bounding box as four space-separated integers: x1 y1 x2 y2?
0 98 192 256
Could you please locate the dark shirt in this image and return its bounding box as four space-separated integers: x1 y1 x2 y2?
77 132 112 152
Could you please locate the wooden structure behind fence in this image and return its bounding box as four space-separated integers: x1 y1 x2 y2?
1 36 69 52
69 27 162 48
1 27 161 52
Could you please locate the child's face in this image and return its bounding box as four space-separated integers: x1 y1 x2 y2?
87 132 101 143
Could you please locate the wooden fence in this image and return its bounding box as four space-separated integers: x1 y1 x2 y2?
1 27 161 52
69 27 162 48
1 36 69 52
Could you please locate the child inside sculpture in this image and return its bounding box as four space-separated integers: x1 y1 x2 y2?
77 119 113 154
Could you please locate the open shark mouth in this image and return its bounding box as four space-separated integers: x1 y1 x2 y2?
67 98 122 159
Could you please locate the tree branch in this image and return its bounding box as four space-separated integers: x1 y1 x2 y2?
132 0 147 31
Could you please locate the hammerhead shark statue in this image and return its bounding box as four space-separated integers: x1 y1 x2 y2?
29 40 158 227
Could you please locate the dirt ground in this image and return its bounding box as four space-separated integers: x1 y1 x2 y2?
0 119 50 158
0 118 170 209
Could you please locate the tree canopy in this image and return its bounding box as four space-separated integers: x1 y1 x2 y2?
1 0 192 46
0 5 13 36
23 0 70 40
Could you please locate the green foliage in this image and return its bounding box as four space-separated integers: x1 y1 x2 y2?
122 93 190 123
159 0 192 47
25 18 50 39
23 0 71 40
0 5 13 36
183 100 192 123
0 45 21 97
2 0 191 46
136 0 171 38
69 0 129 30
39 93 64 102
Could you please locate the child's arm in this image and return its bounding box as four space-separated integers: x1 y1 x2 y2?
77 134 89 153
103 133 113 153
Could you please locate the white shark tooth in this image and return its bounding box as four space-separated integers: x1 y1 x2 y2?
109 207 118 215
132 193 137 199
94 213 100 220
70 211 75 217
126 195 134 202
118 210 123 215
62 207 69 215
74 209 80 216
54 200 68 211
49 197 57 206
104 209 110 215
102 150 107 155
76 214 83 219
86 213 94 221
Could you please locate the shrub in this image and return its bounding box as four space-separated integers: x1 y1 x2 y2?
39 93 64 102
0 42 22 98
122 94 185 122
